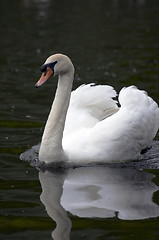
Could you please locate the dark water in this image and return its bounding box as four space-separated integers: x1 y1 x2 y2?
1 0 159 239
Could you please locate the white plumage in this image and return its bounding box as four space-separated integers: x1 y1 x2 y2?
63 83 118 136
35 54 159 164
63 85 159 162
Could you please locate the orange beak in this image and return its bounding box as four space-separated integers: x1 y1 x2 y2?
35 67 54 88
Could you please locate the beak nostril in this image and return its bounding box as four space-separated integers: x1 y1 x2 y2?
44 70 47 76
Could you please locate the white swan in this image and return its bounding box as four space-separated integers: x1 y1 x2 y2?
35 54 159 164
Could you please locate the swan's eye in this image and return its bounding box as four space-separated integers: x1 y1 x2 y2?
41 61 57 73
41 64 47 73
47 61 58 71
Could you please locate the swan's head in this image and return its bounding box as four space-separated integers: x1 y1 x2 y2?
35 53 74 88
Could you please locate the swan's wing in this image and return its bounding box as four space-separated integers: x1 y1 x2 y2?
70 83 118 113
64 83 118 136
87 86 159 161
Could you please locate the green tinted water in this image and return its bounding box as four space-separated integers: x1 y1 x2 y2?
0 0 159 239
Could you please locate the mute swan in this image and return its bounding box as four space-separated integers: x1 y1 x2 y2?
35 54 159 164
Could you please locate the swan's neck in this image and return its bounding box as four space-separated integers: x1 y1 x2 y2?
39 71 74 162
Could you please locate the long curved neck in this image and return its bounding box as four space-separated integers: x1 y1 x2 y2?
39 71 74 162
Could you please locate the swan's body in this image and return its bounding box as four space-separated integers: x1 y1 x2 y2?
36 54 159 164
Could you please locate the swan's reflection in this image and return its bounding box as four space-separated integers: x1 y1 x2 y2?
39 166 159 240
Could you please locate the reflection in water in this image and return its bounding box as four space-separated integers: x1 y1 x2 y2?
40 170 71 240
39 166 159 240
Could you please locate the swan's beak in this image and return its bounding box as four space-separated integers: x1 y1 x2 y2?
35 67 54 88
